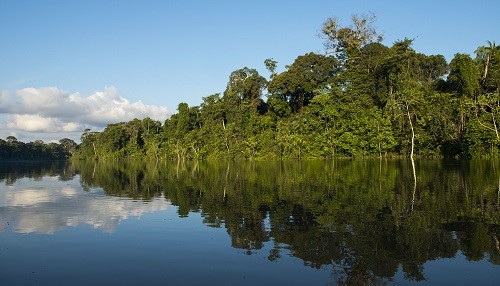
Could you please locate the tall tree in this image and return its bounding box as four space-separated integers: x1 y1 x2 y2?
264 58 278 79
380 39 442 157
79 128 100 159
448 54 480 99
476 41 499 80
6 136 18 143
268 52 337 112
223 67 267 121
476 41 500 93
321 13 383 65
59 138 78 156
343 42 390 108
163 102 200 160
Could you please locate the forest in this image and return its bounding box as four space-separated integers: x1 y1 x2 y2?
0 135 75 161
2 15 500 160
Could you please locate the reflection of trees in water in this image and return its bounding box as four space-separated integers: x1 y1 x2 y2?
76 160 163 199
53 159 500 283
0 161 75 185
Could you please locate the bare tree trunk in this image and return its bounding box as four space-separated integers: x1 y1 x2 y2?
91 141 97 157
222 119 229 154
460 107 465 133
483 54 490 80
476 110 498 137
405 103 415 159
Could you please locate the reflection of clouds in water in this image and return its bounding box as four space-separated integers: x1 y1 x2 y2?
0 176 169 234
61 187 77 198
5 189 57 205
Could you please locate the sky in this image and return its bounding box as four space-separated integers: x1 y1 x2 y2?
1 0 499 143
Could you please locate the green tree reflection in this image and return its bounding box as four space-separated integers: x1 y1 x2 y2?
66 159 500 283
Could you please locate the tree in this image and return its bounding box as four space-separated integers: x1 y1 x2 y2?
380 39 437 157
267 93 292 118
140 117 163 160
321 13 383 65
224 67 267 102
59 138 78 156
100 123 131 155
268 52 337 112
222 67 267 123
448 54 480 98
420 54 448 83
264 58 278 79
343 42 391 108
79 128 100 159
163 103 201 160
6 136 18 143
303 93 341 157
476 41 499 80
476 92 500 142
198 93 229 157
476 41 500 93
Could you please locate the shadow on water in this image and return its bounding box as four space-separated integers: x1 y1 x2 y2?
2 159 500 285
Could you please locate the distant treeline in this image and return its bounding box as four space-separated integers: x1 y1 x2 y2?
8 14 500 160
0 136 76 161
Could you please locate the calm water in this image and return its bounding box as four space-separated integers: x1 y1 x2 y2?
1 159 500 285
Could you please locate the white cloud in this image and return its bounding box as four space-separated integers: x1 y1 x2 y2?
6 114 82 133
0 86 169 140
62 122 80 132
17 87 67 112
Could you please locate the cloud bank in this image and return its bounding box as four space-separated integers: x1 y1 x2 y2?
0 86 169 141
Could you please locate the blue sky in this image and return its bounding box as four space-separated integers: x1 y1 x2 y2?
1 0 499 142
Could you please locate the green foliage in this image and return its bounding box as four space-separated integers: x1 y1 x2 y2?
0 137 72 160
264 58 278 79
66 16 498 160
321 13 383 64
448 53 480 98
73 118 164 160
476 41 500 93
268 52 337 112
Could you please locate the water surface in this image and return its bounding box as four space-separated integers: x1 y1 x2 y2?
1 160 500 285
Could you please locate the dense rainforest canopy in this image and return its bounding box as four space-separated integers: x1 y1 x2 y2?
2 15 500 160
